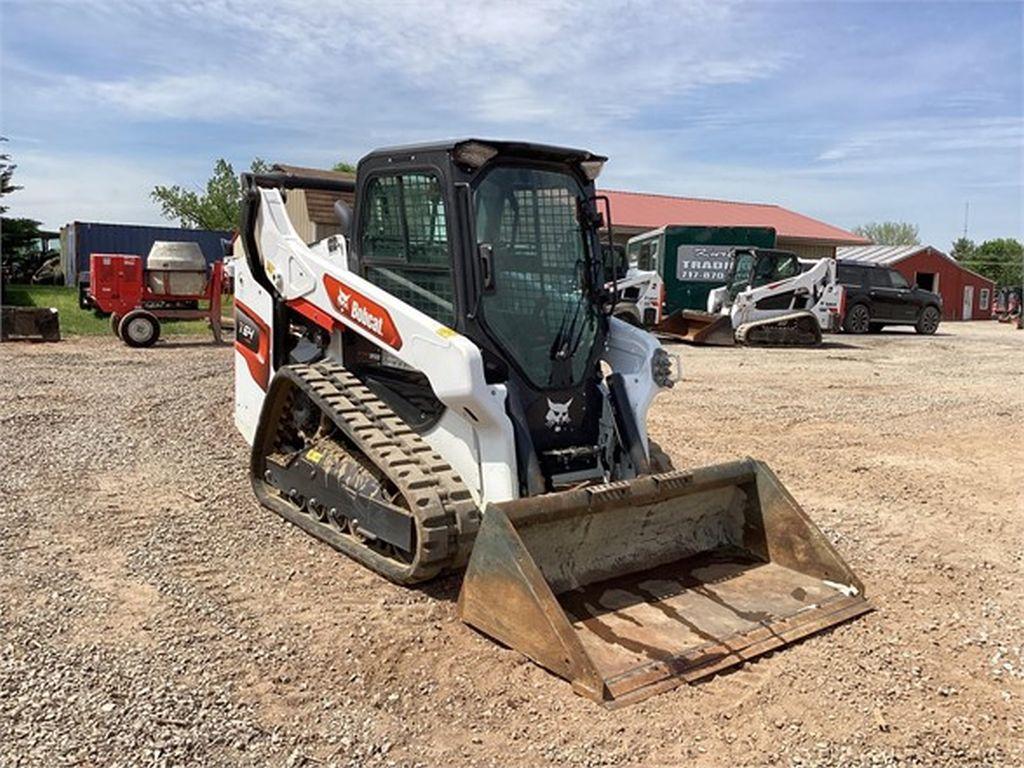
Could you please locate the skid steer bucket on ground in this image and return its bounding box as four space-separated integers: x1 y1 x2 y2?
459 458 870 707
0 307 61 342
652 309 735 346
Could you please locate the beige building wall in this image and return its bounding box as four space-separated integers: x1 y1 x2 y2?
283 189 317 243
778 241 836 260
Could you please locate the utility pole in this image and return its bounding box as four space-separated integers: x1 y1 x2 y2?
962 201 970 239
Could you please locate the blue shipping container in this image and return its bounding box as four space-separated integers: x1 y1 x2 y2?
61 221 232 286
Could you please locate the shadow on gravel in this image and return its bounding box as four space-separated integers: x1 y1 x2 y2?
414 573 463 603
156 339 231 349
659 339 864 351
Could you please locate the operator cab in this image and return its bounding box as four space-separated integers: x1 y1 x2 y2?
728 248 801 298
345 140 619 493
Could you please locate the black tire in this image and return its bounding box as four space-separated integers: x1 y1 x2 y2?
110 313 122 339
843 303 871 334
915 306 941 335
868 323 885 333
118 310 161 347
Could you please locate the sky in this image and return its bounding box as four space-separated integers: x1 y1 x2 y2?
2 0 1022 248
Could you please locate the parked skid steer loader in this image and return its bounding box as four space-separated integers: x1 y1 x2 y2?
648 249 844 346
233 140 869 706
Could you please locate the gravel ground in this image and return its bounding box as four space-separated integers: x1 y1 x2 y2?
1 323 1022 767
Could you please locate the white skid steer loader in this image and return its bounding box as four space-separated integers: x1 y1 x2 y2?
619 249 844 346
233 139 869 706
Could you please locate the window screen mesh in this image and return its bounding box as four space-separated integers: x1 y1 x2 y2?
359 173 454 325
491 187 584 316
475 166 597 389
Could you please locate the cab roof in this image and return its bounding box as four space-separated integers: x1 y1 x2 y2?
366 138 607 165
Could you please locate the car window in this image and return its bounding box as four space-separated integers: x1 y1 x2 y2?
867 268 892 288
888 270 910 289
837 264 863 286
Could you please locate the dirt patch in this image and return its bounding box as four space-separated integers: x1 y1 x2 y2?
1 324 1022 767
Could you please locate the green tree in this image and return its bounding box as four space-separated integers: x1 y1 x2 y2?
332 161 357 174
950 237 975 261
1 137 22 214
1 217 46 283
151 157 270 230
960 238 1023 287
852 221 920 245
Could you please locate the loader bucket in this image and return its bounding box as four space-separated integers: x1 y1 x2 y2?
458 458 870 706
0 307 61 342
653 310 735 346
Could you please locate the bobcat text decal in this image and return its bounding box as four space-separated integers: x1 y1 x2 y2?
323 275 403 350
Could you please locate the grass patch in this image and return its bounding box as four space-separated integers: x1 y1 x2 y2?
4 284 233 337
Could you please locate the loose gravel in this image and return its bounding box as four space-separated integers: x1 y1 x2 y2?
1 323 1022 767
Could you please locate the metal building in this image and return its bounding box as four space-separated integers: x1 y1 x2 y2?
272 164 356 244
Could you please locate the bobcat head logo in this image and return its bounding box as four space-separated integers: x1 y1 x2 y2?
545 398 573 432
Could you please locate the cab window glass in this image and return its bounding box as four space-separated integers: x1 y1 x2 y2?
636 239 659 271
359 172 454 324
773 255 799 280
730 252 755 294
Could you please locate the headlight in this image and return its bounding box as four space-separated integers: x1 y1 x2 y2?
652 347 676 388
579 158 605 181
453 141 498 169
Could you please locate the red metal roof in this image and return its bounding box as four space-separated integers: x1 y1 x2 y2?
600 189 870 245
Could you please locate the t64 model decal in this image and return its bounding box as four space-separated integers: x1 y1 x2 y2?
323 274 403 350
234 300 270 390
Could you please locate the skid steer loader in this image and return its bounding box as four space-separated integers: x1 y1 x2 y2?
233 139 869 706
637 249 844 346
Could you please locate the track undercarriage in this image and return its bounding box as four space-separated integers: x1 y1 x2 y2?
735 311 823 346
250 361 479 584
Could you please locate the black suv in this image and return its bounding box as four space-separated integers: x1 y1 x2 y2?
837 262 942 334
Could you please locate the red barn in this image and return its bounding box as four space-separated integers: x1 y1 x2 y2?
837 245 996 321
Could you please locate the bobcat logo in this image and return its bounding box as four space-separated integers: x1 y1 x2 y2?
335 287 351 310
545 398 573 432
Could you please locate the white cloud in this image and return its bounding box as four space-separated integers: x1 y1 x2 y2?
816 117 1024 165
5 150 196 230
27 0 785 129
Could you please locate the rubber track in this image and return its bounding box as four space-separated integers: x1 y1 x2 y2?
255 360 479 584
736 311 822 347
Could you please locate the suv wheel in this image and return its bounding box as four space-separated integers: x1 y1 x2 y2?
843 303 871 334
915 306 940 335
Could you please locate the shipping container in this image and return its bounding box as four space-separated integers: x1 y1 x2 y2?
60 221 232 287
626 226 777 313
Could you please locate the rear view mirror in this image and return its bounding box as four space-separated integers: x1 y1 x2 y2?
334 200 354 236
602 244 628 281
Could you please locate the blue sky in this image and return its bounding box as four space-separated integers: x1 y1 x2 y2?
2 0 1021 248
